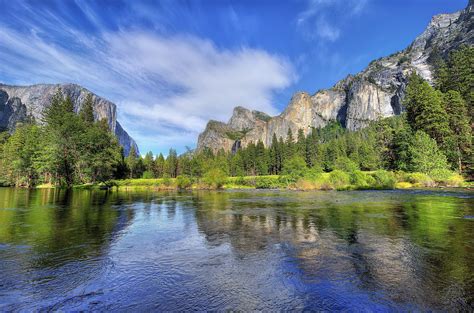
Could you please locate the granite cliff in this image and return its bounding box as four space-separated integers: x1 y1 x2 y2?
198 1 473 152
0 83 139 156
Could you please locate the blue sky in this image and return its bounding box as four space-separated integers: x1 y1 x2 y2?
0 0 467 155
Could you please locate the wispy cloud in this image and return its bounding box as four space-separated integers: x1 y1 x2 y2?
314 16 340 42
297 0 369 42
0 1 295 153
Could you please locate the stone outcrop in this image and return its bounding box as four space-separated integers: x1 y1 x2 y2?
197 1 473 152
0 83 139 155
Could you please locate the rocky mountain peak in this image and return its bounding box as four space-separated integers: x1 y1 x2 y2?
0 83 139 155
228 106 271 131
195 2 473 153
228 106 255 130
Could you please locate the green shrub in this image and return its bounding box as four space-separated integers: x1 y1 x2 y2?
444 173 464 187
350 170 375 189
295 173 332 190
234 176 247 186
394 171 408 182
203 168 227 189
329 170 351 189
282 156 307 183
371 170 396 189
142 171 154 179
303 166 323 181
241 176 257 186
408 131 450 174
113 178 163 186
255 176 282 189
395 181 413 189
176 175 192 189
429 169 464 186
429 169 452 182
334 156 360 173
277 175 290 185
162 174 172 187
404 172 434 187
226 176 258 187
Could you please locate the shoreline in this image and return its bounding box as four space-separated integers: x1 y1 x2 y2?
5 182 471 192
1 185 472 194
3 171 471 191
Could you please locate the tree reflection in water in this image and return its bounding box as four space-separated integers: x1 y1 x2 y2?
0 188 472 311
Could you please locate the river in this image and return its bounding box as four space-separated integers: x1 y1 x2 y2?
0 188 473 311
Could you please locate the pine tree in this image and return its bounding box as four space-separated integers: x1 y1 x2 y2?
63 95 75 113
443 90 472 173
255 140 269 175
42 89 65 126
178 153 193 177
41 90 83 186
213 148 230 175
143 151 155 175
408 131 450 174
388 119 413 172
305 128 319 168
405 73 451 148
278 136 285 173
296 128 306 159
243 142 257 175
229 151 245 176
166 149 178 178
125 146 139 178
80 94 95 124
80 119 122 183
285 128 295 159
154 153 165 178
1 123 41 187
430 46 449 91
444 46 474 119
269 133 279 174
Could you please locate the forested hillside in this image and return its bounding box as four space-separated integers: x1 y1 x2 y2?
0 91 126 187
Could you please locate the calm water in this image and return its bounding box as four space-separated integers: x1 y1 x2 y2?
0 188 473 311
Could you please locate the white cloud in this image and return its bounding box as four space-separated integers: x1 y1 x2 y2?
350 0 369 16
297 0 332 25
105 32 293 119
314 16 340 42
0 13 295 153
297 0 369 42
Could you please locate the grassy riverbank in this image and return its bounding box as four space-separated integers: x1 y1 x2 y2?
58 170 469 191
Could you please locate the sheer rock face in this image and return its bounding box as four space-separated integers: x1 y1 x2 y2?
197 120 235 153
0 83 139 155
0 90 28 131
197 2 473 153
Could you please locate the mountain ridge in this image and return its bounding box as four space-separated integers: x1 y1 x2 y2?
197 1 473 152
0 83 139 156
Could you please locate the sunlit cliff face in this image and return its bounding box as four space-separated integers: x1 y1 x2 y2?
197 3 473 153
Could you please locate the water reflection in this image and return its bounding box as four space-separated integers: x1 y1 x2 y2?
0 188 472 311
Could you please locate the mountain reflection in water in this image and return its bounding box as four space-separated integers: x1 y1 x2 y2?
0 188 472 311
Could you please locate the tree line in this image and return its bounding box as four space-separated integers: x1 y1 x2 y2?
127 46 472 181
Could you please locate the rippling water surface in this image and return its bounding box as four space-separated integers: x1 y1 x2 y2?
0 188 473 311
